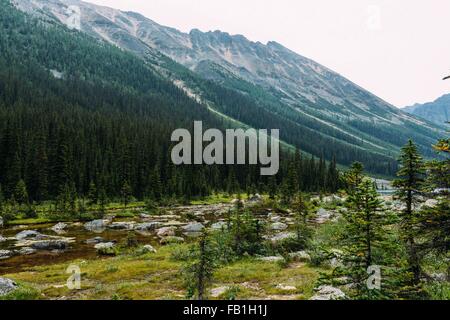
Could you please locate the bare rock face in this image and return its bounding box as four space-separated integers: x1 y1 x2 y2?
0 277 18 296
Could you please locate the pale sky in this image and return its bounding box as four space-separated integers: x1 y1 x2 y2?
88 0 450 107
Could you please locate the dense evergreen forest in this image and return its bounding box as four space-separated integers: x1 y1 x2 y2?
0 1 340 205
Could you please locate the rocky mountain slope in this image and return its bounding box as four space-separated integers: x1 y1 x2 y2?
11 0 445 174
404 94 450 128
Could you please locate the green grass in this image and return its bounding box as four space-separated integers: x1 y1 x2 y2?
2 243 323 300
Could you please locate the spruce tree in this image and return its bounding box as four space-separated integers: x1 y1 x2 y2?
121 181 132 207
393 140 425 286
14 179 29 205
331 179 395 299
184 230 217 300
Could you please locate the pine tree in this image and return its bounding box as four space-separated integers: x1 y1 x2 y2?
393 140 425 286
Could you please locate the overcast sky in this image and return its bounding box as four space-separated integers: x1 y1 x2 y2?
88 0 450 107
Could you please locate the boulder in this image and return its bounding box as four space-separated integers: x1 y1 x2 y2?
108 222 135 230
16 247 37 255
182 222 204 233
84 219 109 232
270 216 282 223
210 286 230 298
316 208 332 223
310 285 346 300
0 217 3 228
0 235 6 242
94 242 116 255
257 256 284 262
31 239 69 250
86 237 104 244
51 223 68 232
268 232 296 243
289 251 311 262
276 284 297 291
211 221 228 230
424 199 439 208
0 278 17 296
160 236 184 245
248 194 263 203
0 250 13 260
15 230 45 240
141 245 157 254
270 222 288 231
156 227 176 238
323 195 343 203
134 222 162 231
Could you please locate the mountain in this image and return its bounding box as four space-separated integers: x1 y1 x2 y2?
11 0 445 175
404 94 450 128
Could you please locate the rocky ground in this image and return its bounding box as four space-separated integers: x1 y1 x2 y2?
0 193 445 300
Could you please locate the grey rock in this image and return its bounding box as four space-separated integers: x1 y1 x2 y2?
276 284 297 291
141 245 157 254
210 286 230 298
316 208 332 223
257 256 284 262
86 237 104 244
156 227 176 238
31 239 69 250
182 222 204 233
248 193 263 203
94 242 115 250
424 199 439 208
15 230 45 240
160 236 184 245
0 250 13 260
51 222 68 232
270 222 288 231
211 221 228 230
134 222 162 231
0 217 3 228
310 285 346 300
108 222 135 230
84 219 109 231
289 251 311 262
16 247 37 255
268 232 296 243
0 277 18 296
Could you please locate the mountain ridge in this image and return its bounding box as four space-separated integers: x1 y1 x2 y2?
404 94 450 127
11 0 445 175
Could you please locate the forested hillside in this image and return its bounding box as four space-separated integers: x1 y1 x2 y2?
0 0 339 203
